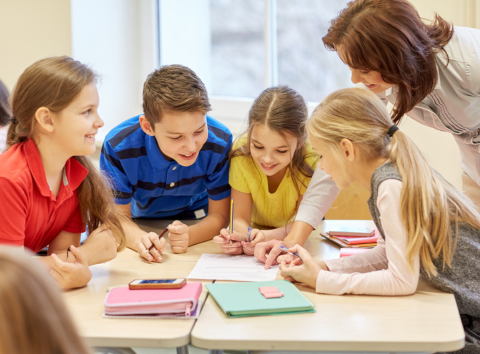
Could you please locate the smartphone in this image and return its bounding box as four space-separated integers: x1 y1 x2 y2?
129 278 186 290
328 227 375 237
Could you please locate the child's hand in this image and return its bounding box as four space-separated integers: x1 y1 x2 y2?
82 224 118 264
137 231 166 262
241 229 265 256
50 246 92 289
213 229 244 254
168 220 190 254
279 245 320 289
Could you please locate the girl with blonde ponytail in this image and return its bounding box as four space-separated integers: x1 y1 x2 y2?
280 88 480 353
0 56 126 290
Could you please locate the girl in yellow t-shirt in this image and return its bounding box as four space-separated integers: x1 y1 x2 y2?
213 86 318 255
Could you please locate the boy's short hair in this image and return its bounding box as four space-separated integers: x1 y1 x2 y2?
142 64 211 126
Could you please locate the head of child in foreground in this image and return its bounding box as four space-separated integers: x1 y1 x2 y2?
306 88 394 189
140 65 211 167
232 85 312 179
7 56 102 156
0 247 91 354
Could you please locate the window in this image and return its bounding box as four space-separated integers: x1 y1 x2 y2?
159 0 352 133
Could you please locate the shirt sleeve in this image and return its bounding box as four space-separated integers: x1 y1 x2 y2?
100 140 133 205
62 203 86 234
229 156 251 194
0 177 27 246
205 134 232 201
295 166 340 229
316 179 420 296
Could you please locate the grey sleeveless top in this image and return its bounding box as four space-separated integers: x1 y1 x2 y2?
367 162 480 318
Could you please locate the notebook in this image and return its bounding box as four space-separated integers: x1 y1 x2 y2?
206 280 315 318
104 282 202 317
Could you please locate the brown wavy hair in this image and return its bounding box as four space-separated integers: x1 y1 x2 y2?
322 0 454 124
143 64 211 127
307 88 480 276
0 246 92 354
231 86 317 223
7 56 126 251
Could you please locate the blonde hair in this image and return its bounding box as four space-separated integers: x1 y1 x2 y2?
231 86 317 223
0 247 91 354
307 88 480 275
7 56 126 251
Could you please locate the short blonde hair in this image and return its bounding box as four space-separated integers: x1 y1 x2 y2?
0 247 91 354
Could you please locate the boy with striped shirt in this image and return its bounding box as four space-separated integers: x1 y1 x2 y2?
100 65 231 261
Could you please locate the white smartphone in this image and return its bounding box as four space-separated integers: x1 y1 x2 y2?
129 278 186 290
328 227 375 237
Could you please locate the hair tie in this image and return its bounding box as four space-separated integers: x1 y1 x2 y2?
387 125 399 137
10 117 18 124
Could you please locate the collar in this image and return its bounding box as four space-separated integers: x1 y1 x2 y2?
145 134 177 171
24 139 89 197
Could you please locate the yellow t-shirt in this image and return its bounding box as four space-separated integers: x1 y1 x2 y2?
229 138 318 228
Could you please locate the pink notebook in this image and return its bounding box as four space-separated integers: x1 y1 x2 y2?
104 282 202 317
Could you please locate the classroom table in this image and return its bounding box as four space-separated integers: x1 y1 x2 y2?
63 219 465 354
190 220 466 354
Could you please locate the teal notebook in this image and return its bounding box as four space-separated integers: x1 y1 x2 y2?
206 280 315 318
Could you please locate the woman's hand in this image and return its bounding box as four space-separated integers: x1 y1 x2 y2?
279 245 321 289
241 228 266 255
137 231 166 262
50 245 92 289
254 239 294 269
213 229 244 255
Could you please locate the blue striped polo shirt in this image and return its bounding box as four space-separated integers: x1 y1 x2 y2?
100 115 232 218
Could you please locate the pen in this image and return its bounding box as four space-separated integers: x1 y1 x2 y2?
279 245 303 261
229 199 234 246
248 227 251 242
148 227 169 252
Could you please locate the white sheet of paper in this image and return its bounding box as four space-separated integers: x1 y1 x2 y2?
187 254 279 282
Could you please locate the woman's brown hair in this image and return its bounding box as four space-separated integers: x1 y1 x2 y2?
322 0 454 124
0 246 92 354
7 56 126 250
231 86 317 222
307 88 480 275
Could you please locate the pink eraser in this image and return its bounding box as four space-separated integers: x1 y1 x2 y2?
259 286 278 294
263 292 284 299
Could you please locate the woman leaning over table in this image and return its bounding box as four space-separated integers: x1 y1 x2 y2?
255 0 480 269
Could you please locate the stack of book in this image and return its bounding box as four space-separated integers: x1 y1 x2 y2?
321 227 378 249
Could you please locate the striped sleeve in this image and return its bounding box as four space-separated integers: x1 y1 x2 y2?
100 141 133 205
205 132 232 201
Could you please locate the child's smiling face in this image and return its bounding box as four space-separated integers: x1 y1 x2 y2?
143 111 208 167
249 124 298 177
52 82 103 157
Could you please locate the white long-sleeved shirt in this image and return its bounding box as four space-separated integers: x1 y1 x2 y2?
295 165 340 228
317 179 420 296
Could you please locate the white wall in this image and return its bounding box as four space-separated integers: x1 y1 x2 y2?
0 0 72 91
71 0 159 141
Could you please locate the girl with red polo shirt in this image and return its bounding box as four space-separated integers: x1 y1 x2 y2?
0 56 126 289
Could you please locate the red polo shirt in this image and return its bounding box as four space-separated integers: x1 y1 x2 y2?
0 139 88 253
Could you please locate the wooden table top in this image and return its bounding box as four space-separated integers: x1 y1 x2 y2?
64 219 465 352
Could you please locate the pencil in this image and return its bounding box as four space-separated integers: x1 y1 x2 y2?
229 199 234 246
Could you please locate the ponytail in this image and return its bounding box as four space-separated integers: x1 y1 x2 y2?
308 88 480 275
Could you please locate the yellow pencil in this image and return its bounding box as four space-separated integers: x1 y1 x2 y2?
229 199 234 246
